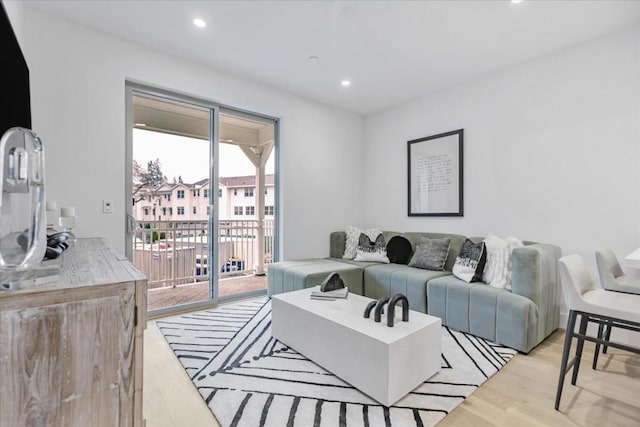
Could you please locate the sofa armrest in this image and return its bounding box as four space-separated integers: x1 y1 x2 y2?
330 232 347 258
511 243 562 339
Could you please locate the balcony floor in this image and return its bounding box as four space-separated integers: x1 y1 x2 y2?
147 274 267 311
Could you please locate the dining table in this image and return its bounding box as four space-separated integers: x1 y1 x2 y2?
624 248 640 269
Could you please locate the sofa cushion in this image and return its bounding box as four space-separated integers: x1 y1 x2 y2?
427 275 499 340
403 232 466 271
343 226 382 259
354 232 390 263
330 231 404 259
267 259 364 296
386 235 413 264
408 237 451 271
452 238 487 283
363 263 451 313
326 257 380 269
426 274 541 353
482 235 524 289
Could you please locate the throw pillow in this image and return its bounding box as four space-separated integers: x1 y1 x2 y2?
386 236 413 264
354 232 390 263
343 225 382 259
408 237 451 271
482 235 524 290
452 239 487 283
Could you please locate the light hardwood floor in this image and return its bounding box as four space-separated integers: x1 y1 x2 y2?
144 314 639 426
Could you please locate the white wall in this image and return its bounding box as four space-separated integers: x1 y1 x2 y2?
13 6 363 259
363 27 640 272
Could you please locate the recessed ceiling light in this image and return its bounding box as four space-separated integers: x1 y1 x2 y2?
341 80 351 87
511 0 523 3
135 123 146 127
308 56 319 63
193 18 207 28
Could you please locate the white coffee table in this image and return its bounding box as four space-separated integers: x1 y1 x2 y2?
271 287 441 406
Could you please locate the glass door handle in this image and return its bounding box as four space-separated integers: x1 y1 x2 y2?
126 213 136 234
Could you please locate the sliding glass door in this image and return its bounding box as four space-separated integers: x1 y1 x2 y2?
217 109 276 298
125 83 278 315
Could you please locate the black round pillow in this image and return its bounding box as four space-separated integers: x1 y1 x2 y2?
386 236 413 264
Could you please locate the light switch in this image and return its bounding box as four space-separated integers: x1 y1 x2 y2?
103 199 113 214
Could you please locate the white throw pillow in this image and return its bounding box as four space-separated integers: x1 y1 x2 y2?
354 232 390 263
482 235 524 290
343 226 382 259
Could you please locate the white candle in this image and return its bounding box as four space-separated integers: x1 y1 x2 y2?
46 201 57 211
60 207 76 217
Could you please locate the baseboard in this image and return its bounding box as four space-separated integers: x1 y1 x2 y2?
558 311 637 347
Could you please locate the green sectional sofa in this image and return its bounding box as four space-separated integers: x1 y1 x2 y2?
267 231 561 353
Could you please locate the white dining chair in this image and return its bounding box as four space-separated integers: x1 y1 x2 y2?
555 255 640 411
595 249 640 294
592 249 640 364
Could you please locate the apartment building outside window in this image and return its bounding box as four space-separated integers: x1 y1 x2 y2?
162 207 167 216
193 189 200 197
203 189 209 198
218 188 222 197
143 207 149 216
234 206 243 215
244 187 254 197
264 205 274 216
246 206 255 216
193 206 197 214
177 190 185 199
177 207 185 215
168 207 172 215
233 189 237 196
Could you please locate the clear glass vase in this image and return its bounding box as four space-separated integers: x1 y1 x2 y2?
0 127 47 271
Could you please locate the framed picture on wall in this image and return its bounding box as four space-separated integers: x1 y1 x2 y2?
408 129 463 216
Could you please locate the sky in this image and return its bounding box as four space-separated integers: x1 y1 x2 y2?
133 129 275 183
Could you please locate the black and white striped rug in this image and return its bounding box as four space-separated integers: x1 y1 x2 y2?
157 298 516 427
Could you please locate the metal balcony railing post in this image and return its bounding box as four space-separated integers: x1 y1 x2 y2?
172 225 177 288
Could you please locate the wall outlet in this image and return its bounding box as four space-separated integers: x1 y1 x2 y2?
103 199 113 214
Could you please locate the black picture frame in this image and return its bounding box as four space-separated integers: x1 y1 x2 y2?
407 129 463 217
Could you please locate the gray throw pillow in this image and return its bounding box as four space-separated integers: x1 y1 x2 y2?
408 237 451 271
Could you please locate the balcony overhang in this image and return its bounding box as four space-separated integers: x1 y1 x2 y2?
133 95 274 148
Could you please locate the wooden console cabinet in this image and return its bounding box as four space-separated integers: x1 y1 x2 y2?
0 239 147 426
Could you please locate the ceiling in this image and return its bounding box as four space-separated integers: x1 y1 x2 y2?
26 1 640 115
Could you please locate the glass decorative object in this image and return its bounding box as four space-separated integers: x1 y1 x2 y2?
59 207 77 240
0 127 47 271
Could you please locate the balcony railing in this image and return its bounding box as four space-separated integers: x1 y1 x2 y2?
132 219 274 289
